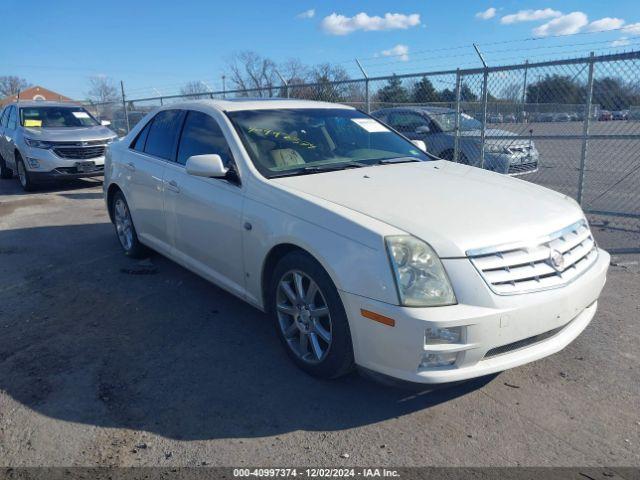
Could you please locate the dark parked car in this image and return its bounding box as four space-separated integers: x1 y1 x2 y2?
598 110 613 121
612 110 628 120
372 106 539 176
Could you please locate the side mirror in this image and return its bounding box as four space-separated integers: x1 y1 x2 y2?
185 154 228 178
101 120 111 126
415 125 431 134
412 140 427 152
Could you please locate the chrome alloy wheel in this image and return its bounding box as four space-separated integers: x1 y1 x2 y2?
276 270 332 364
114 198 134 251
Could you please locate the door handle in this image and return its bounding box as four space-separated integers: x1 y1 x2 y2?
166 180 180 193
125 162 136 172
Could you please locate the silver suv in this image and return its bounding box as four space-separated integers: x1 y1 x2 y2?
0 101 117 190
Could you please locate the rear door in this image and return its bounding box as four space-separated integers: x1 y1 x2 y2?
163 109 246 298
124 109 184 254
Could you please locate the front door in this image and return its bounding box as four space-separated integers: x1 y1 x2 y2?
163 110 246 298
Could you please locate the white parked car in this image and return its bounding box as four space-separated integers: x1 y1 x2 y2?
104 99 609 384
0 101 117 190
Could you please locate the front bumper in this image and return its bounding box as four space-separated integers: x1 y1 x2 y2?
485 149 540 176
340 248 609 384
20 147 105 180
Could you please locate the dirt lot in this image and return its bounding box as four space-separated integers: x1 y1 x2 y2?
0 178 638 467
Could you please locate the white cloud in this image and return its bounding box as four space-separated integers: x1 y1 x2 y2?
621 22 640 36
533 12 589 37
475 8 496 20
611 37 630 47
320 12 421 35
500 8 561 25
380 44 410 61
585 17 625 32
296 9 315 19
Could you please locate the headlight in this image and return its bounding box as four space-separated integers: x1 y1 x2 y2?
24 137 54 149
485 144 510 154
385 236 456 307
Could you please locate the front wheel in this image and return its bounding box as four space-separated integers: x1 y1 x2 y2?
16 155 36 191
270 251 354 379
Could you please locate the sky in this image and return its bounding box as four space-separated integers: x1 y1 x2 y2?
1 0 639 100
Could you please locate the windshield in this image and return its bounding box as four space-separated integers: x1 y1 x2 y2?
429 112 481 132
19 106 99 128
227 108 430 178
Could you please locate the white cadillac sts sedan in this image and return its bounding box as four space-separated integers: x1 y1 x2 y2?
104 99 609 384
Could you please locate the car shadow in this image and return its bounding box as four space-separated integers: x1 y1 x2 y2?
0 222 496 440
0 177 102 196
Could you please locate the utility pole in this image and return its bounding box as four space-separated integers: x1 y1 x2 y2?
222 75 226 99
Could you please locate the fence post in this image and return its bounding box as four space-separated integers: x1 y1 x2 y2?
275 69 289 98
120 80 130 134
521 60 529 122
355 58 370 113
473 44 489 169
577 52 595 206
453 69 462 163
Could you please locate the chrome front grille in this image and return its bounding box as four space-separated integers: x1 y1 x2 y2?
467 220 598 295
53 145 106 160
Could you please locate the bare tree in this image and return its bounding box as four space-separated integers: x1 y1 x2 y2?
500 82 523 102
227 51 278 97
180 81 209 99
0 76 30 98
87 76 119 104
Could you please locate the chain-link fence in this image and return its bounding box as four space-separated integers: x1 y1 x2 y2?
84 50 640 252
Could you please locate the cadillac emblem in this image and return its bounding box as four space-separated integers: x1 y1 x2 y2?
549 249 565 272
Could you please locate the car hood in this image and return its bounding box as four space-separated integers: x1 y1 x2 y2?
22 126 116 142
272 161 583 257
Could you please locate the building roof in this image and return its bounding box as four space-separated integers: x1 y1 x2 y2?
0 86 73 106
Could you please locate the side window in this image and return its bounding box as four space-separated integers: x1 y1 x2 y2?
7 107 17 130
176 111 232 166
143 110 184 160
130 118 153 152
388 112 429 133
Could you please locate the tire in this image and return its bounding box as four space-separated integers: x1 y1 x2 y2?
111 190 147 258
440 149 469 165
15 155 37 191
0 154 13 179
269 251 354 379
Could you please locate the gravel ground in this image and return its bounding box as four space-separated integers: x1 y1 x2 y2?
0 178 638 468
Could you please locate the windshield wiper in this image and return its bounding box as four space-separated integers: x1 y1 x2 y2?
301 162 367 173
377 157 421 164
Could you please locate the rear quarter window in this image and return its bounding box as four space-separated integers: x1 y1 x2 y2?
143 110 184 160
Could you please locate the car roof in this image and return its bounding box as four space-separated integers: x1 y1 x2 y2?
7 101 84 109
157 98 355 112
373 105 455 115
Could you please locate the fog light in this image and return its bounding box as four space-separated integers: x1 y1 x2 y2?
425 326 462 345
420 352 458 368
26 157 40 168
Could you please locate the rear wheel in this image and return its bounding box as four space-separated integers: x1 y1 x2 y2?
0 155 13 179
112 190 147 258
270 251 354 379
16 155 36 191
